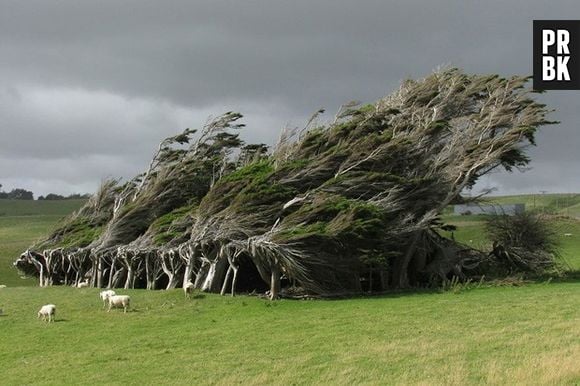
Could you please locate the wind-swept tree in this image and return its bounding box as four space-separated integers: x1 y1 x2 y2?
16 68 556 296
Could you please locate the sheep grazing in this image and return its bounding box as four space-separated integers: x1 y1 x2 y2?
99 290 116 308
184 281 195 298
37 304 56 323
0 284 6 288
107 295 131 313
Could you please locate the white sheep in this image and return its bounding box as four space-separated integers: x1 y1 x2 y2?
0 284 6 288
37 304 56 322
184 281 195 299
107 295 131 313
77 281 89 288
99 290 116 308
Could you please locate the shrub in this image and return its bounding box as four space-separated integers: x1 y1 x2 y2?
485 213 562 275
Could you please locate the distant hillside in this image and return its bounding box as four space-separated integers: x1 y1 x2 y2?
0 199 87 217
483 194 580 217
0 199 86 286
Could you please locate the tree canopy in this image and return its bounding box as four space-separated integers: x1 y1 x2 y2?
15 69 557 297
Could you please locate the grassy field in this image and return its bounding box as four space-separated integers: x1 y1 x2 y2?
0 199 86 217
0 199 86 286
0 198 579 384
1 284 579 385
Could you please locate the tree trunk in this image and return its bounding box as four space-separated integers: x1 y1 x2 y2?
220 266 232 296
161 250 181 290
108 257 117 289
124 268 133 290
166 274 178 290
201 262 216 292
39 264 45 287
193 261 209 288
210 257 228 293
393 231 422 288
96 257 104 288
145 254 154 290
111 268 125 288
270 265 281 300
231 266 238 297
182 250 197 289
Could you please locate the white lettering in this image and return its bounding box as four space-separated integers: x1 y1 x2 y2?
543 56 556 81
557 30 570 54
557 56 570 80
543 29 555 54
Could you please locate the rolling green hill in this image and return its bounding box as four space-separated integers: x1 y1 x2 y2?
0 199 86 217
484 193 580 217
0 199 86 286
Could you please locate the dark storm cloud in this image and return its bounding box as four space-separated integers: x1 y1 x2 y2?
1 0 579 195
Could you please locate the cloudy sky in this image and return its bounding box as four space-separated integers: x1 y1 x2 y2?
1 0 580 197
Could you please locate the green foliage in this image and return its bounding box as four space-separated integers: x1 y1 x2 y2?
149 204 195 246
150 205 195 231
57 219 103 248
485 212 562 275
221 160 273 183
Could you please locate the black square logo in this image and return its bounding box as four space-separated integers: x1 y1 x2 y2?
533 20 580 90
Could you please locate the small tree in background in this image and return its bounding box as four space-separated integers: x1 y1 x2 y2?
485 212 562 275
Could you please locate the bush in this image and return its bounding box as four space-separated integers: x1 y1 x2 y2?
485 212 562 275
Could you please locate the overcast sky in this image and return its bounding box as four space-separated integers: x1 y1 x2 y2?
1 0 580 197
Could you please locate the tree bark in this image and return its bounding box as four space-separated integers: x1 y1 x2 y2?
270 265 281 300
107 256 117 289
201 262 216 292
111 268 125 288
231 266 238 297
96 257 104 288
124 267 133 290
220 266 232 296
182 247 197 289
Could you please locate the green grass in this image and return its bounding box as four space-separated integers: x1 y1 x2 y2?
0 285 579 385
1 198 580 384
0 199 86 286
0 199 86 217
